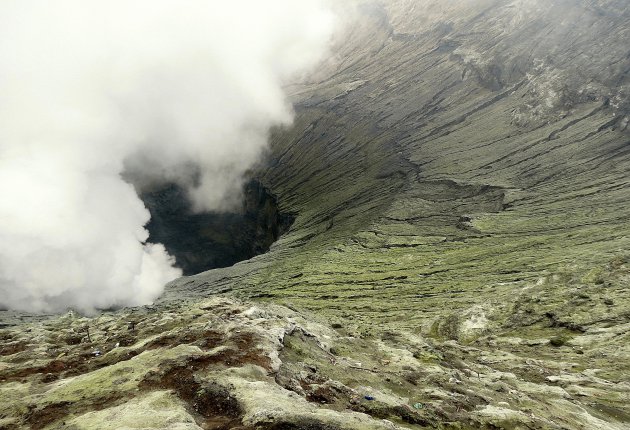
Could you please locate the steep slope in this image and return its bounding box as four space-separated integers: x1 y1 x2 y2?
170 0 630 327
161 1 630 427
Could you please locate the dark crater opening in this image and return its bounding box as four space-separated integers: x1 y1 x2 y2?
139 180 294 275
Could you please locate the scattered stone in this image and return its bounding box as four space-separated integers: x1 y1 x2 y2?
549 336 569 347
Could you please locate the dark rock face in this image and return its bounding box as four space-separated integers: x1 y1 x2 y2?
140 180 294 275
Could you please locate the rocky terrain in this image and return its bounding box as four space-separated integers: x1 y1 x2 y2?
1 261 628 429
2 0 630 429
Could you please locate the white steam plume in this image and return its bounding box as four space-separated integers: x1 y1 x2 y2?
0 0 336 313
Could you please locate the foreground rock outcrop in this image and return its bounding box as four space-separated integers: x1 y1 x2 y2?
1 258 628 429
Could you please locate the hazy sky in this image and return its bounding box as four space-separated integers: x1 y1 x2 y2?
0 0 336 313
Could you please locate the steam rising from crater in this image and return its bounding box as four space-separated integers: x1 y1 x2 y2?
0 0 335 313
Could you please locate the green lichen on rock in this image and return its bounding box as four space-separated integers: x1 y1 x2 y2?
1 260 629 429
62 391 201 430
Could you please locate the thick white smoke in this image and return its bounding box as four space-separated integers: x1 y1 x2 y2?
0 0 336 313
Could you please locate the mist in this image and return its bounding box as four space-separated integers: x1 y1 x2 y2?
0 0 336 313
